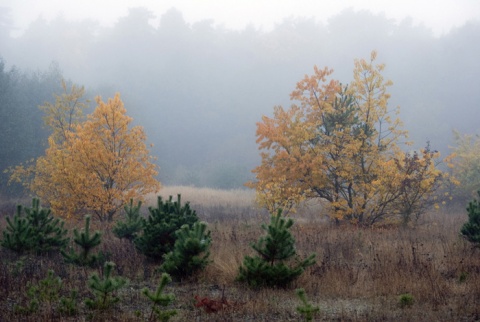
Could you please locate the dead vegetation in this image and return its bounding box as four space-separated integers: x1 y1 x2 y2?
0 186 479 321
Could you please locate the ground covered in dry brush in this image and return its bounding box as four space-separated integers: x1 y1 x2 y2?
0 186 479 321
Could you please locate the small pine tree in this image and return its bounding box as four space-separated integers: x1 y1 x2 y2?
112 199 144 241
296 288 320 321
237 209 316 288
85 261 127 310
142 273 177 321
161 221 211 278
14 270 63 315
135 195 199 261
460 191 480 245
1 205 33 253
62 215 102 267
25 198 69 253
59 290 78 316
1 199 68 254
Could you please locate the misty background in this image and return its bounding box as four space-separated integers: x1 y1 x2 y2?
0 6 479 195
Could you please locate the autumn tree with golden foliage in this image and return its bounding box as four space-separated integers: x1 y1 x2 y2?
10 85 160 222
8 81 88 207
248 52 445 226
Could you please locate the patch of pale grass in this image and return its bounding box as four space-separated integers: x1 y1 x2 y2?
145 185 256 209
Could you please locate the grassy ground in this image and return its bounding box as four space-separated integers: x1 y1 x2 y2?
0 186 479 321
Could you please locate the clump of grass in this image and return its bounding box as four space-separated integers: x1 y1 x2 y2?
399 293 414 308
458 271 468 283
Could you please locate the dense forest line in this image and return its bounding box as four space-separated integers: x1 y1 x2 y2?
0 7 479 193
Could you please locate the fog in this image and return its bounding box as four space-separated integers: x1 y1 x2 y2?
1 6 479 189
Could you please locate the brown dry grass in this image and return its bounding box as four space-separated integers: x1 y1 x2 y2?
0 186 479 321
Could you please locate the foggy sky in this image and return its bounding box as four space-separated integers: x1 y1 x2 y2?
3 0 480 37
0 3 479 188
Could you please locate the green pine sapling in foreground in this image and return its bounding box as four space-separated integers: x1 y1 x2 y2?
59 290 79 316
461 191 480 245
62 215 102 267
135 195 199 261
1 205 32 253
15 269 62 314
25 198 69 253
142 273 177 321
161 221 211 278
237 209 316 287
1 198 68 254
296 288 320 321
112 199 144 241
85 261 127 310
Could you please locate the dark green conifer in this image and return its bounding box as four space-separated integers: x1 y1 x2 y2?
1 199 68 254
135 195 198 261
62 215 102 267
112 199 143 241
161 221 211 278
142 273 177 321
25 198 69 253
461 191 480 245
1 205 33 253
237 209 316 288
85 261 127 310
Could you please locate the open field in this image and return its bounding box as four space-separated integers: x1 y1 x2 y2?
0 186 479 321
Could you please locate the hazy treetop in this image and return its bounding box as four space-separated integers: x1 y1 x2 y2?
0 3 478 188
1 0 479 38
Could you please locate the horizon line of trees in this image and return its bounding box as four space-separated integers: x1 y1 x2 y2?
0 7 479 192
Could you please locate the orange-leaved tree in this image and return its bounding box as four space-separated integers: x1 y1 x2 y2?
247 51 445 226
10 86 160 221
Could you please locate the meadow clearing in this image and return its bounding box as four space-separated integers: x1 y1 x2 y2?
0 186 479 321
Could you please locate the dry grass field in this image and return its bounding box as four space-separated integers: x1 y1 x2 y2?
0 186 479 321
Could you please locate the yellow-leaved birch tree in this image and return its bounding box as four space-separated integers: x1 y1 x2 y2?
248 51 445 226
10 87 160 221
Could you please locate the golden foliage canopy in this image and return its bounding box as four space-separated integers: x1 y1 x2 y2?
10 88 160 221
248 52 445 226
